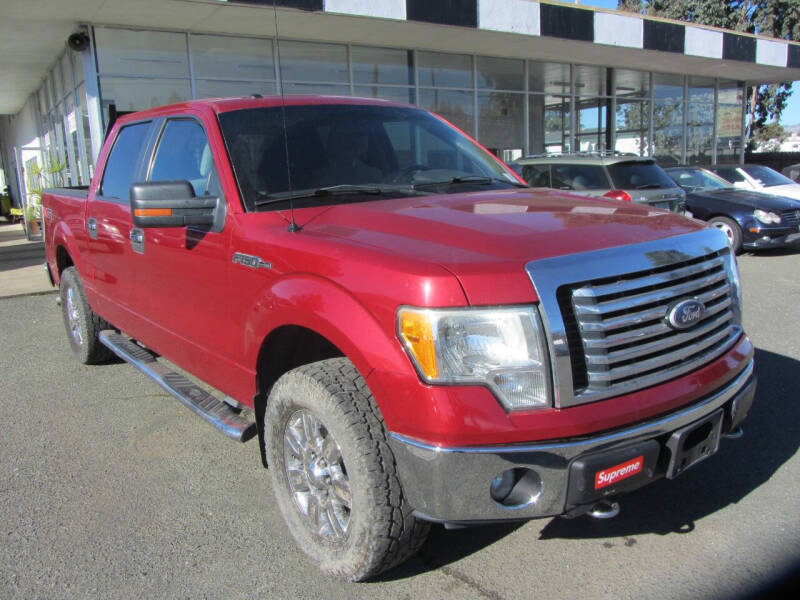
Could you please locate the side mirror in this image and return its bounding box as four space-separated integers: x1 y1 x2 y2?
130 180 225 232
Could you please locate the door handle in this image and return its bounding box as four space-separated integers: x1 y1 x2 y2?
87 217 98 240
129 227 145 254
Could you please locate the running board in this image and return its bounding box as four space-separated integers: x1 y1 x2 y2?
99 331 256 442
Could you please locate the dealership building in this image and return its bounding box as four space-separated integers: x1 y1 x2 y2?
2 0 800 210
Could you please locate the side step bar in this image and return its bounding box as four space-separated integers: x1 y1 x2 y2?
99 331 257 442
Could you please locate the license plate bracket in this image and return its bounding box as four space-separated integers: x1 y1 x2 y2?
665 409 723 479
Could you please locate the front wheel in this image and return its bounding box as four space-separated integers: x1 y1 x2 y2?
59 267 114 364
709 216 743 254
265 358 429 581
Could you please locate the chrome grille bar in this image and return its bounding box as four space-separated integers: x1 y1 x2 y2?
525 228 741 408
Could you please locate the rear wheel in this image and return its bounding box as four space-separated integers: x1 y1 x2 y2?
59 267 114 364
265 358 429 581
709 216 743 254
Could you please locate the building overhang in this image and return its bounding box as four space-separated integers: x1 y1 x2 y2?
1 0 799 115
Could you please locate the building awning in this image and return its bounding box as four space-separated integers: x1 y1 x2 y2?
1 0 799 115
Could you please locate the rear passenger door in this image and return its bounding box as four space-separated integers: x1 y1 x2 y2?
132 116 232 361
86 120 154 332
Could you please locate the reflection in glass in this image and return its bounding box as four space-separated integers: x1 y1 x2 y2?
717 80 744 163
478 92 524 159
477 56 524 91
95 28 190 77
529 95 571 154
352 46 413 86
528 62 570 95
418 52 472 88
419 89 474 135
576 98 609 152
279 41 348 83
191 35 274 81
99 77 191 115
616 99 649 155
653 73 684 164
354 85 415 104
574 65 607 97
195 79 277 99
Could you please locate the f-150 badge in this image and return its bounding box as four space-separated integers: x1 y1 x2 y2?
232 252 272 270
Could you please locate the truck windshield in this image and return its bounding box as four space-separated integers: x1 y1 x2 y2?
217 104 523 211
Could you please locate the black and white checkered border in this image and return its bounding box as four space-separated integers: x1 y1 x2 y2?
241 0 799 69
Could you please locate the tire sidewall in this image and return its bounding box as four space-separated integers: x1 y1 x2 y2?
265 373 385 580
710 216 743 254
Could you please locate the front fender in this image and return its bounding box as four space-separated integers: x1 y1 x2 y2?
243 273 416 394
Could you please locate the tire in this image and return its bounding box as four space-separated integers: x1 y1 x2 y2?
265 358 430 581
59 266 114 364
709 216 743 254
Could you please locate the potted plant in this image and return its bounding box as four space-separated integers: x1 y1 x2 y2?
24 158 66 239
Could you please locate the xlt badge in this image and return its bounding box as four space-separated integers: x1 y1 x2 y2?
232 252 272 270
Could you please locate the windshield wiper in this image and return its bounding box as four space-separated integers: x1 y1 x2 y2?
635 183 663 190
412 176 506 189
254 184 416 207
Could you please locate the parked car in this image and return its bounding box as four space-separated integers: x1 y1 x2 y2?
708 163 800 201
781 163 800 182
511 153 686 213
665 166 800 253
43 96 755 581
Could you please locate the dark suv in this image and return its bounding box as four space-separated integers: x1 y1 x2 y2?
511 154 686 213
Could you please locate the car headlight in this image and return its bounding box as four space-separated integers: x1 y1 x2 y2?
398 306 551 411
754 209 781 224
725 252 744 326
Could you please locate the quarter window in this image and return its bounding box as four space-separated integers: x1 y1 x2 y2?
100 121 151 199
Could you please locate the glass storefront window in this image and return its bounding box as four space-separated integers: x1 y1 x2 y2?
688 76 715 164
529 94 571 154
418 52 473 88
71 48 84 86
418 88 474 135
195 79 277 99
95 28 190 77
717 80 743 163
352 46 413 86
353 85 415 104
99 77 191 115
653 73 684 164
61 53 73 92
529 62 570 95
615 69 649 99
478 92 524 157
477 56 524 91
615 99 650 155
574 65 608 97
281 82 351 96
77 83 95 174
278 41 348 83
191 35 274 81
576 98 610 152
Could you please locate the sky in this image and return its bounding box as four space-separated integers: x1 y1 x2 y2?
577 0 800 125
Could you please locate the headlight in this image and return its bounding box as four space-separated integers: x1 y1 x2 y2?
398 306 551 411
725 253 744 326
754 209 781 224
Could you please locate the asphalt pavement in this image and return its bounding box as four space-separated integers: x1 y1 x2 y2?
1 248 799 599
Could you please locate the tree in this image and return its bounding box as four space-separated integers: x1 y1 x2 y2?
616 0 800 146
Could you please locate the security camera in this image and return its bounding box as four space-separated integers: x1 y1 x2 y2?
68 32 90 52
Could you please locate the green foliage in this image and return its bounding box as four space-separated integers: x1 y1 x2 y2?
25 157 67 221
616 0 800 144
751 120 788 150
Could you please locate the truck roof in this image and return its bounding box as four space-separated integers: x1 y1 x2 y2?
117 95 412 124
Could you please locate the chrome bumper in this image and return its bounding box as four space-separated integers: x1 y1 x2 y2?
389 360 755 524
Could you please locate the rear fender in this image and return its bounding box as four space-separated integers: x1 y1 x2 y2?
50 220 86 287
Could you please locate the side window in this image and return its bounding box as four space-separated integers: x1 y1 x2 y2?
100 122 151 200
522 165 550 187
149 120 221 197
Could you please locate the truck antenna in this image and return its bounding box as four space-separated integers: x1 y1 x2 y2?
273 0 300 232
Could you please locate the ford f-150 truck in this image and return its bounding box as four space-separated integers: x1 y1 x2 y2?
43 96 756 581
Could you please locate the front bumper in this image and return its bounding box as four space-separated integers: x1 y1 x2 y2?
389 359 755 524
743 226 800 249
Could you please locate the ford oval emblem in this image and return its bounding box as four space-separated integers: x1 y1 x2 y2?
665 298 705 330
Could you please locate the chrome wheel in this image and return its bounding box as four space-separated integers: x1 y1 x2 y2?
65 285 83 347
283 409 352 541
713 220 735 246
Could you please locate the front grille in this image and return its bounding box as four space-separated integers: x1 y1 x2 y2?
564 251 739 399
781 208 800 225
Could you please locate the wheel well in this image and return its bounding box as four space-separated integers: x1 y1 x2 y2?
254 325 345 466
56 245 74 276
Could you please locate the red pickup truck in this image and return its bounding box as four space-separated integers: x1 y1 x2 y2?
43 96 756 581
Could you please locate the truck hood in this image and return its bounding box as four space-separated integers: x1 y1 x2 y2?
300 188 705 305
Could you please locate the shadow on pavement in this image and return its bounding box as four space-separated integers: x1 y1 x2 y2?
380 347 799 580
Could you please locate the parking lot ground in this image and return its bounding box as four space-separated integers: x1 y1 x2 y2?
1 248 799 599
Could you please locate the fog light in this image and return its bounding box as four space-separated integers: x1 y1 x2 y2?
489 467 542 509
